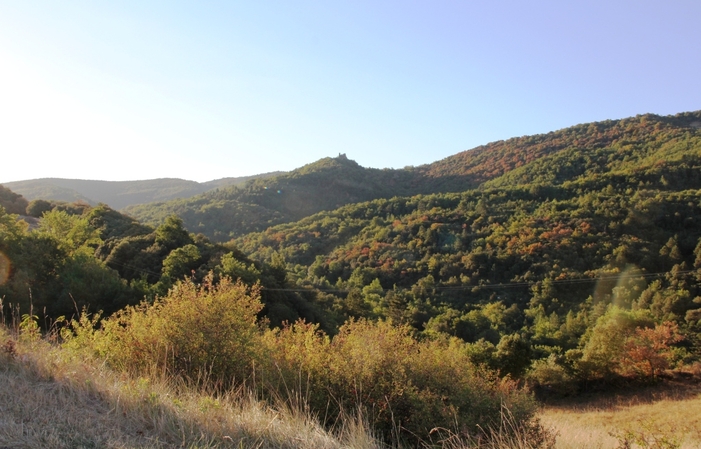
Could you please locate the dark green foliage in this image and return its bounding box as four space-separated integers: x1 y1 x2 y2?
26 199 53 217
125 111 701 244
226 110 701 389
0 185 29 215
155 215 193 250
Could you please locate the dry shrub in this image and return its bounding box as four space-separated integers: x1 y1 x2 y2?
64 278 538 444
67 274 264 388
264 319 537 443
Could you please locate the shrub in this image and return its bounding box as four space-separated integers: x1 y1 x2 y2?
65 282 537 444
578 307 684 380
71 275 264 387
263 319 536 443
526 355 578 397
578 307 654 379
618 321 684 378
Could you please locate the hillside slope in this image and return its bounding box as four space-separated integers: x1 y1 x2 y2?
3 110 701 413
230 111 701 376
127 111 701 241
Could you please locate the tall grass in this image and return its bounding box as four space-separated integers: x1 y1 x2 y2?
0 274 561 448
1 325 381 449
540 379 701 449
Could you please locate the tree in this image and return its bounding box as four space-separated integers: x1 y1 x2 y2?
26 199 53 218
36 210 102 255
619 321 683 378
218 252 261 284
579 307 655 379
155 215 192 250
0 186 28 215
161 244 202 280
495 333 533 378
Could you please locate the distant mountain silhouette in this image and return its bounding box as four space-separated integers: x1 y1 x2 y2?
2 172 283 210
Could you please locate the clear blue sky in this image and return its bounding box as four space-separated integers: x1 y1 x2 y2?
1 1 700 182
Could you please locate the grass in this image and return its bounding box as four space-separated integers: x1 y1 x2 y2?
0 327 381 449
539 375 701 449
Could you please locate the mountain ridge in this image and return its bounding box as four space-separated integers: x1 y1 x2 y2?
1 172 284 210
124 110 701 241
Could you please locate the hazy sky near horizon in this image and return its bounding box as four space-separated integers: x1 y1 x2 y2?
1 1 700 183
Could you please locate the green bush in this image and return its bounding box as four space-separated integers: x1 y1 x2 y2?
526 355 578 396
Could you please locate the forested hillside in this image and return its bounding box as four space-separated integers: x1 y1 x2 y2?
124 155 420 240
0 202 326 330
231 111 701 386
125 112 701 244
2 110 701 443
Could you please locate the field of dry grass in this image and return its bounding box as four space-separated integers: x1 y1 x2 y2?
0 328 381 449
540 376 701 449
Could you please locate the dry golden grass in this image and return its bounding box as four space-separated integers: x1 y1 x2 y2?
0 327 380 449
539 377 701 449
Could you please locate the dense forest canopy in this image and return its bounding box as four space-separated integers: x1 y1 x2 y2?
2 109 701 406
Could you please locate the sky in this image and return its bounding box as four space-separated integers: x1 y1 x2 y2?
1 1 700 183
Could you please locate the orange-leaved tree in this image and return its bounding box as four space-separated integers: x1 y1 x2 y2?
619 321 683 379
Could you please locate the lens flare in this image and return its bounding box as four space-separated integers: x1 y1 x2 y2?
592 264 646 307
0 251 9 285
612 265 647 308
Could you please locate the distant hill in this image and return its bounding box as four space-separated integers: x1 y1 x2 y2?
124 155 425 240
1 172 283 210
125 111 701 241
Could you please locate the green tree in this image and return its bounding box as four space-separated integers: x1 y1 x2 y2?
26 199 53 218
155 215 192 250
218 252 261 284
161 244 202 280
37 210 102 255
0 186 28 215
579 307 654 379
495 333 533 378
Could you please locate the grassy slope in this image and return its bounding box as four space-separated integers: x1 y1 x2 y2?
0 328 378 449
0 326 560 449
540 376 701 449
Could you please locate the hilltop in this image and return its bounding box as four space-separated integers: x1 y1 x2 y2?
125 111 701 241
